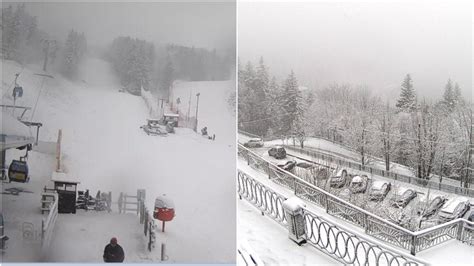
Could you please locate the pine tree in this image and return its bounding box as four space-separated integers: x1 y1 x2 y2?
442 79 456 112
454 82 463 106
396 74 416 112
160 56 174 99
280 70 305 138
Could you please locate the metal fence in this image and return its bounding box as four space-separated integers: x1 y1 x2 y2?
284 145 474 197
238 144 474 255
139 200 156 252
238 170 429 265
41 192 58 259
238 130 472 196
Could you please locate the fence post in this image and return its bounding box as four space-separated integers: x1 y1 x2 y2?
410 235 416 256
282 198 306 245
144 211 148 236
456 221 464 241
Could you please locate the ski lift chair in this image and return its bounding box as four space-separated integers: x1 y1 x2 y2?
8 144 31 183
8 159 29 183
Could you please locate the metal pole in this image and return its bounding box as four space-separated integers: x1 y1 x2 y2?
194 93 200 132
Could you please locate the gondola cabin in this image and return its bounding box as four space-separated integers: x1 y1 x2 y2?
51 172 80 214
153 196 175 222
8 159 29 183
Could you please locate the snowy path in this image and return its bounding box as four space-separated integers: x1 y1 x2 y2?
238 200 338 265
2 57 235 262
47 211 146 262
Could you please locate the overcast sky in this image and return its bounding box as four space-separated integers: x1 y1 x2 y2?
239 1 472 101
14 1 235 52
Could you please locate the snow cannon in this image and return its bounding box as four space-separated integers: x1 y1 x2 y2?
153 195 175 232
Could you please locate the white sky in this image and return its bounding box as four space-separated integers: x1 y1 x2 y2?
239 0 472 101
6 1 236 51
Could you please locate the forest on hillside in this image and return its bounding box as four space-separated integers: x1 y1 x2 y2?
238 57 473 187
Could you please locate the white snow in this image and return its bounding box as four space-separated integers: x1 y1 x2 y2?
440 197 470 214
238 200 337 266
372 180 389 189
2 57 235 262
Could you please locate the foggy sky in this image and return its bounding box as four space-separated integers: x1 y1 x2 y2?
11 1 235 52
239 1 472 101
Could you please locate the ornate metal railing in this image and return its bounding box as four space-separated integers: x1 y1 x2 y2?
303 210 427 265
238 144 474 255
238 169 429 265
237 171 287 226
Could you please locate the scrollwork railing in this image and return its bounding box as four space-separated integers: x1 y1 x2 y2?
238 144 472 255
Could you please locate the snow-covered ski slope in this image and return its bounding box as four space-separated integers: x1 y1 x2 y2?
2 57 235 262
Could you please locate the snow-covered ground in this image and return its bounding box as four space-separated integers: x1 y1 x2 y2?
238 200 337 266
237 158 474 265
2 57 236 262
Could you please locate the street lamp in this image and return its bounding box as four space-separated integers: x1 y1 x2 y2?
194 93 201 132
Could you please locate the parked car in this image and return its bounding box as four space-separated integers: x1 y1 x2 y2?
438 199 470 223
349 175 368 194
390 189 418 208
268 146 286 159
368 181 391 201
140 119 167 136
296 162 314 169
329 169 349 188
243 138 264 148
278 160 297 172
419 196 447 219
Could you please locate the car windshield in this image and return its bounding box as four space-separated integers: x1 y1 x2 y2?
429 198 441 209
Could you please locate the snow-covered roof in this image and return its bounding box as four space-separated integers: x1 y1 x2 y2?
372 180 388 189
163 113 179 117
336 169 347 176
1 111 35 150
351 175 362 183
51 171 80 184
441 197 469 213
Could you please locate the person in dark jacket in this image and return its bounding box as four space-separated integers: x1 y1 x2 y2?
103 237 124 262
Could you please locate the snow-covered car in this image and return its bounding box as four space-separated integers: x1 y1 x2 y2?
368 181 391 201
140 119 167 136
296 162 314 169
438 199 470 223
390 189 417 208
268 146 286 159
419 196 447 219
349 175 368 194
329 169 349 188
278 160 297 172
243 138 264 148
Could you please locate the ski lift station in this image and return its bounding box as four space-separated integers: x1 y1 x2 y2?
50 172 80 214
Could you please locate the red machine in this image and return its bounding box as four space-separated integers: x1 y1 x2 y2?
153 196 175 232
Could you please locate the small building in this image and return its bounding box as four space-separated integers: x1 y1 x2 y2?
163 113 179 127
51 172 80 214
